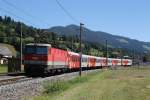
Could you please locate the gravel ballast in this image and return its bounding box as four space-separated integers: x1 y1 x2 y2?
0 69 101 100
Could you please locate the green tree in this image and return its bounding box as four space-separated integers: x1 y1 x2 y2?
143 55 148 62
4 16 11 24
0 16 2 22
0 31 6 43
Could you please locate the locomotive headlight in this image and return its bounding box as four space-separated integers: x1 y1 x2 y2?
32 57 38 60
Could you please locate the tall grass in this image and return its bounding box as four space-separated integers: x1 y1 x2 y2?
0 64 7 73
43 72 98 94
44 80 69 94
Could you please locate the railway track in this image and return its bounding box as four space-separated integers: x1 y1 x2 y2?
0 76 32 86
0 72 25 76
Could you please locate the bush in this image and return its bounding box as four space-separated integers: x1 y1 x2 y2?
44 80 69 94
43 72 98 94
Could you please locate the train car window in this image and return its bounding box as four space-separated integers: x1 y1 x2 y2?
96 59 100 62
85 58 87 62
82 58 86 62
108 60 111 63
72 57 75 62
118 60 121 63
72 58 74 62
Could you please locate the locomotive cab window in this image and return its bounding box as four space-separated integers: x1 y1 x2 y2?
25 46 35 54
36 47 48 54
25 46 48 54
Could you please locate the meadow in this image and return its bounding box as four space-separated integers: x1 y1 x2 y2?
33 67 150 100
0 64 7 73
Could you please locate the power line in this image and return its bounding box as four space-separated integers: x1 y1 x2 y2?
2 0 81 26
2 0 50 27
0 6 37 26
55 0 79 24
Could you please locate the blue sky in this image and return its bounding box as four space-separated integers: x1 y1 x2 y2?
0 0 150 42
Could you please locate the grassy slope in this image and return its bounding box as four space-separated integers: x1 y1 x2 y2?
33 68 150 100
0 64 7 73
0 43 17 57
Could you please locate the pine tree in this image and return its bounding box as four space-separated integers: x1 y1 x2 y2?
0 16 3 22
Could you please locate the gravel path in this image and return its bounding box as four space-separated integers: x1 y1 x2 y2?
0 69 101 100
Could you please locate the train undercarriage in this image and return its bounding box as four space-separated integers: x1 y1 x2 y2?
24 64 103 76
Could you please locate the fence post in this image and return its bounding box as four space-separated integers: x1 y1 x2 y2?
8 57 21 73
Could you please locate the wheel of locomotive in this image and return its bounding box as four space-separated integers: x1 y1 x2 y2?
24 65 31 76
43 68 49 76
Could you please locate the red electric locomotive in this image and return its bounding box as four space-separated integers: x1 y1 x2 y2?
24 43 68 75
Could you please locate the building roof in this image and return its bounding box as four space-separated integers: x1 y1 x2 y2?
0 45 12 57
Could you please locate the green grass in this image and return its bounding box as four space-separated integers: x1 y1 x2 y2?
0 64 7 73
42 73 95 95
32 67 150 100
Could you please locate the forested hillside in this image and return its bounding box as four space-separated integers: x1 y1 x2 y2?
0 16 148 60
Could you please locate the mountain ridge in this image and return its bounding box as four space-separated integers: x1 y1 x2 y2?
46 24 150 54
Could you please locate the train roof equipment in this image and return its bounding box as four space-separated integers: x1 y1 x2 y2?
26 43 51 47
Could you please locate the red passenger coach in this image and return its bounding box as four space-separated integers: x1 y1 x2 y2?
88 56 96 68
67 52 80 69
100 57 107 67
112 58 119 66
122 59 132 66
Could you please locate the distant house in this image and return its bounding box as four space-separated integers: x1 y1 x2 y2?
0 45 12 64
0 58 8 64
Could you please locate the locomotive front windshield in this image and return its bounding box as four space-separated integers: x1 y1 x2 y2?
26 46 48 54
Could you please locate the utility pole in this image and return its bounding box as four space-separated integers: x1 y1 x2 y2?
20 23 22 71
71 34 73 51
132 49 135 66
106 40 108 67
79 23 84 76
120 49 123 66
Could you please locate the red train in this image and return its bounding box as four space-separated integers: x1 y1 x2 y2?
24 43 132 75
